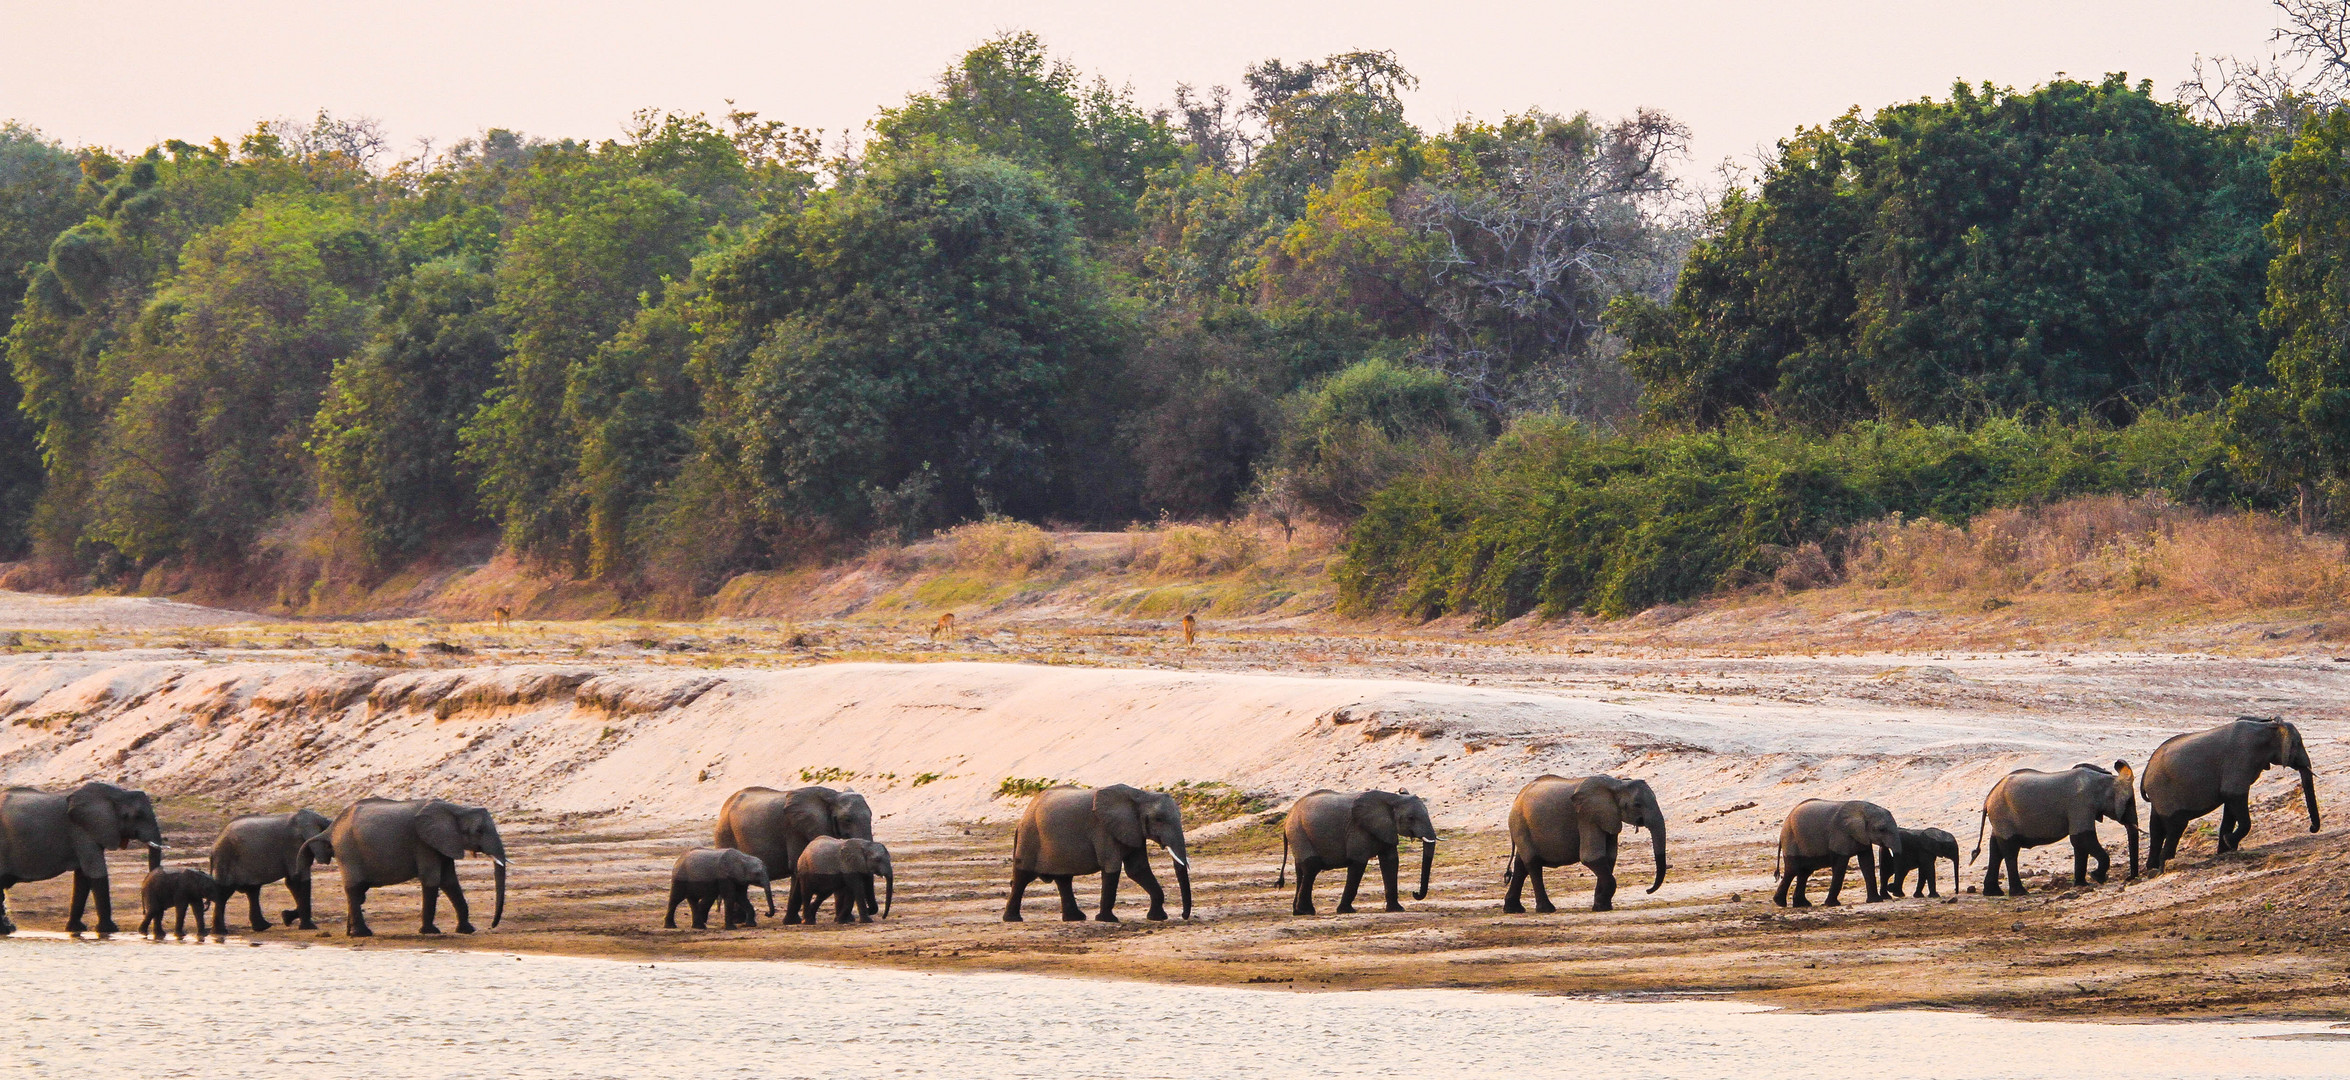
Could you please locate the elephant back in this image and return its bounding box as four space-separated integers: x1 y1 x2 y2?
1014 786 1100 876
1779 799 1863 859
797 835 858 876
714 787 802 879
1283 790 1359 864
2141 726 2227 814
0 787 77 882
1508 776 1586 866
328 799 432 885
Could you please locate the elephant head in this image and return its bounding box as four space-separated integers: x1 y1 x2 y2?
2262 720 2321 834
1841 801 1901 857
67 783 163 872
1356 790 1439 900
1579 777 1669 895
720 847 776 916
830 792 875 842
286 808 333 878
417 802 507 928
2104 760 2142 879
1097 785 1191 919
848 840 894 918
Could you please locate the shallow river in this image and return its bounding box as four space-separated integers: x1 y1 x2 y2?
7 935 2348 1079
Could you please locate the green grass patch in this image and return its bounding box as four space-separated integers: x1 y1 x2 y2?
994 776 1065 800
1162 780 1274 822
799 766 855 785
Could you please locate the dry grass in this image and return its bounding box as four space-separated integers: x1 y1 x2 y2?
1126 521 1266 577
1835 495 2350 608
943 519 1058 575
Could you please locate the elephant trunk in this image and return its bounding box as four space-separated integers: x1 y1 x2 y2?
1174 854 1193 920
1646 817 1669 895
1414 839 1435 901
883 870 894 919
2125 822 2141 881
147 841 162 872
2301 767 2322 834
491 860 507 929
762 876 776 917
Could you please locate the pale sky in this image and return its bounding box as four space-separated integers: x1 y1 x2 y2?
0 1 2283 174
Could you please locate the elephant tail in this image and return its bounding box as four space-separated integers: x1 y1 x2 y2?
1969 804 1988 866
1772 829 1783 881
1276 832 1288 888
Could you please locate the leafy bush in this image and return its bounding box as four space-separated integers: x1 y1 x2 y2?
1162 780 1273 822
1339 412 2274 621
1262 357 1482 520
994 776 1064 800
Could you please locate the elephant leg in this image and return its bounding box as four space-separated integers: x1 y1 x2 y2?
1824 859 1847 907
1004 867 1036 922
67 872 90 933
1378 847 1403 912
1292 859 1321 916
736 884 759 928
2144 816 2168 874
1096 860 1124 922
1859 850 1882 903
2163 813 2187 863
691 895 713 929
345 884 372 936
2003 840 2027 896
2073 830 2109 885
785 874 806 924
1772 867 1791 907
1502 857 1529 914
1335 861 1366 914
1588 858 1618 913
1123 852 1168 921
419 879 442 935
723 888 743 930
443 873 475 934
853 877 874 924
2224 795 2254 851
173 900 188 939
1053 875 1084 922
834 883 854 924
0 881 15 935
1790 867 1814 907
1921 857 1938 897
666 884 684 929
91 875 116 936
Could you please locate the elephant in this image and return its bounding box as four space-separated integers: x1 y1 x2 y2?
1879 826 1961 898
1277 789 1437 916
209 809 333 932
0 782 164 935
793 837 895 924
139 868 218 940
2143 717 2319 874
1772 799 1901 907
1503 775 1667 913
1972 761 2139 895
665 847 774 930
302 798 507 937
714 786 874 911
1004 784 1190 922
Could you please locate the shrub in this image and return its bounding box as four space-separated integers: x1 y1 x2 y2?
1266 358 1483 520
994 776 1064 800
1132 521 1264 576
946 518 1057 574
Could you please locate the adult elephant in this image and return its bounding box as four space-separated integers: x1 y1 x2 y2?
0 782 164 935
714 786 874 908
1278 789 1437 916
2143 717 2319 874
1772 799 1901 907
303 798 507 937
1004 784 1190 922
1503 775 1667 913
210 808 333 931
1973 761 2139 895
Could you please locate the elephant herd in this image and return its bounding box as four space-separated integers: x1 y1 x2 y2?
0 717 2320 940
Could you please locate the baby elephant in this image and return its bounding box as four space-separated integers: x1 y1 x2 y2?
1879 827 1962 898
791 837 894 924
140 868 219 940
666 848 774 930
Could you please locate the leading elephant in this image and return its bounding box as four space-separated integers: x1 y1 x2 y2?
0 782 164 935
209 808 333 932
303 798 507 937
2143 717 2318 874
1503 774 1667 913
1278 789 1437 916
1772 799 1900 907
1972 761 2139 895
1004 784 1190 922
714 786 874 912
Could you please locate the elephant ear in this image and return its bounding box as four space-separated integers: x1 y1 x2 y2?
1571 782 1625 832
65 784 123 846
415 803 468 861
1352 793 1400 846
1094 785 1146 850
782 793 831 840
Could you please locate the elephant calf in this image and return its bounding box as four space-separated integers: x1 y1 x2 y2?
140 868 218 940
792 837 893 924
667 848 774 930
1973 761 2139 895
1773 799 1902 907
1879 826 1961 898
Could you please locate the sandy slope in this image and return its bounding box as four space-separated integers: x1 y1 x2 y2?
0 590 271 631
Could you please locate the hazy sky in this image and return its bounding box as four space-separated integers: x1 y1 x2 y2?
1 1 2284 173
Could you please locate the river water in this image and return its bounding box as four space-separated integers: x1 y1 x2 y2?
6 935 2347 1079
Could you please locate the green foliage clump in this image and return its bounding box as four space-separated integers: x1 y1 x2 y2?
1161 780 1272 822
994 776 1064 800
1263 357 1481 519
1339 412 2262 622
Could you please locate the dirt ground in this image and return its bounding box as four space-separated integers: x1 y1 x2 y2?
6 591 2350 1019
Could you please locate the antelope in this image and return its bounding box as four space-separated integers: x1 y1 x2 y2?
931 612 956 640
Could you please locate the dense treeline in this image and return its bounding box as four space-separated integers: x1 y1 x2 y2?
5 27 2350 619
0 35 1687 598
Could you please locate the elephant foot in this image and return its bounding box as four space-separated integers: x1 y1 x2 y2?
857 915 872 924
456 922 477 934
1535 902 1556 914
0 917 14 936
1822 899 1840 907
1983 886 2002 897
1094 912 1120 923
1789 898 1810 908
1146 910 1168 921
1334 905 1355 915
420 925 443 935
2090 871 2108 885
347 925 373 938
665 918 678 929
1501 901 1525 914
783 913 801 925
1384 903 1403 913
1591 902 1612 913
252 921 272 932
96 920 120 936
281 910 301 926
1002 912 1022 923
1060 911 1086 922
296 921 317 931
65 919 87 934
1292 906 1314 916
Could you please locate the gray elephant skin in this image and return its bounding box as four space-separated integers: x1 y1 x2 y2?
210 808 333 931
140 867 218 940
1772 799 1901 907
1278 789 1437 915
714 785 874 909
794 837 895 924
303 798 507 936
666 847 773 930
1879 826 1960 898
2143 717 2319 874
1503 775 1667 913
1972 761 2139 895
1004 784 1191 922
0 781 164 935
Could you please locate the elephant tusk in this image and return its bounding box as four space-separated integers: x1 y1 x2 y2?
147 842 165 850
491 857 510 868
1167 852 1188 868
